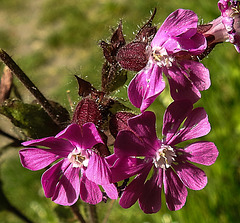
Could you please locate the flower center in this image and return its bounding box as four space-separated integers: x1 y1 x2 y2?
151 47 174 67
68 148 89 168
153 144 176 169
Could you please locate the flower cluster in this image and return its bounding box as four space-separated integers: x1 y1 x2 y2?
108 100 218 213
20 123 118 205
19 0 240 214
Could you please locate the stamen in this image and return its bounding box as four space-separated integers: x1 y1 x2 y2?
151 47 174 67
68 149 89 168
153 144 177 169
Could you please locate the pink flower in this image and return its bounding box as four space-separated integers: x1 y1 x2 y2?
19 123 118 206
128 9 210 112
219 0 240 51
199 0 240 53
109 101 218 213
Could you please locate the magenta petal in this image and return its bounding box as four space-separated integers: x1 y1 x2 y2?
102 183 118 199
128 111 159 150
56 124 83 148
85 153 111 185
56 123 103 150
170 107 211 145
106 154 118 167
179 60 210 91
119 164 151 209
166 66 201 103
183 141 219 166
162 100 193 143
173 162 207 190
139 169 163 214
176 33 206 54
164 168 188 211
22 137 73 154
19 148 64 171
81 123 104 149
41 159 69 198
51 162 80 205
128 63 165 112
80 173 102 204
114 130 153 158
162 37 183 53
110 157 148 183
187 32 207 54
152 9 198 47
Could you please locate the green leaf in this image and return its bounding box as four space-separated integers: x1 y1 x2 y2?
0 99 64 138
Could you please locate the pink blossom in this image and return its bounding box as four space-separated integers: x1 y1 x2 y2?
109 100 218 213
200 0 240 53
128 9 210 112
19 123 118 206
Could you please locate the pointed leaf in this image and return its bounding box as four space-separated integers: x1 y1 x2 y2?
135 8 157 42
75 75 96 97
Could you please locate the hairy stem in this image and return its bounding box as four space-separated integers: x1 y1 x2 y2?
0 49 62 127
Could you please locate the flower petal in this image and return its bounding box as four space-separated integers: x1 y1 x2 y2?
176 32 207 54
51 162 80 205
162 100 193 143
139 169 163 214
19 148 64 171
179 60 210 91
119 164 151 209
152 9 198 48
128 111 159 150
56 124 83 148
102 183 118 199
170 107 211 145
81 123 104 149
22 137 73 154
114 130 154 158
128 63 165 112
85 153 111 185
41 159 69 198
109 156 148 183
80 173 102 204
173 162 207 190
163 168 188 211
182 141 219 166
165 65 201 103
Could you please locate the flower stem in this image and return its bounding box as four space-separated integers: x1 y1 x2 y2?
70 203 86 223
88 204 98 223
0 49 62 127
102 200 115 223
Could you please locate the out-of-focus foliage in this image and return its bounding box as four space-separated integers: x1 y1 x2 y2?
0 0 240 222
0 99 66 138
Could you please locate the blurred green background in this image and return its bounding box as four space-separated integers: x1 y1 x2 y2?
0 0 240 222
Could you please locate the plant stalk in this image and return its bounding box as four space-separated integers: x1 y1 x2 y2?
0 49 62 127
